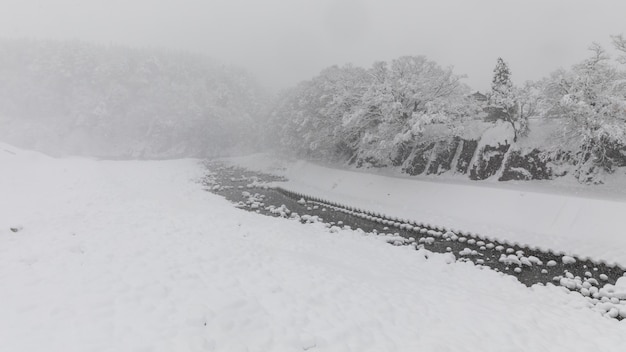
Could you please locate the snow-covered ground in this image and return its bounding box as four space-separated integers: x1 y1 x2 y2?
226 154 626 268
2 142 626 351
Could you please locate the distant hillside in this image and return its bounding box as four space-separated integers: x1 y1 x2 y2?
0 39 268 158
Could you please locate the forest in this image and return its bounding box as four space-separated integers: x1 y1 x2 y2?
268 36 626 184
0 39 268 158
1 37 625 183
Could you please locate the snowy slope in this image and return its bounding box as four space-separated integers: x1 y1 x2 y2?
2 143 626 351
227 154 626 267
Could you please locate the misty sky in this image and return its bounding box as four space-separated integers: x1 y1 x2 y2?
2 0 625 91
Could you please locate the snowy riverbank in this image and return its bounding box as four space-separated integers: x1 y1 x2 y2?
226 154 626 268
2 143 626 351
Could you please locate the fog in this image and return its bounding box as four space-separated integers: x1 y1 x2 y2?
1 0 626 159
3 4 626 350
2 0 626 91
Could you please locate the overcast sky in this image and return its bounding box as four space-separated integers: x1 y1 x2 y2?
1 0 625 91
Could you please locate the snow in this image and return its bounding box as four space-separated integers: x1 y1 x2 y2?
500 254 521 266
227 154 626 267
562 255 577 265
475 121 515 152
615 277 626 300
3 142 626 351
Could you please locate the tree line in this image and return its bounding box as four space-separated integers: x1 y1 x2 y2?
267 36 626 183
1 37 625 182
0 39 268 157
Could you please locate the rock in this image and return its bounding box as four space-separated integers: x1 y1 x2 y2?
470 143 511 180
401 142 436 175
619 307 626 319
455 139 478 174
499 149 551 181
427 139 461 175
613 277 626 299
561 255 576 265
520 257 533 267
499 254 521 266
606 307 619 319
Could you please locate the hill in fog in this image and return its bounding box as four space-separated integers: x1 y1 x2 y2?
0 39 269 158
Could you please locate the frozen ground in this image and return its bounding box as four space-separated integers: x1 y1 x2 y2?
2 142 626 351
226 154 626 268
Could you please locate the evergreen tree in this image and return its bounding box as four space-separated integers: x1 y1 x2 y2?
491 57 513 97
489 57 527 142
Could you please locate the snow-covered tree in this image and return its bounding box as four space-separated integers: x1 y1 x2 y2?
347 56 470 165
0 39 267 157
267 64 371 160
612 34 626 64
269 55 475 166
491 58 513 97
546 41 626 183
488 57 528 142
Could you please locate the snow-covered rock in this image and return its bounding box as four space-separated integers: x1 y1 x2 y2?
562 255 576 265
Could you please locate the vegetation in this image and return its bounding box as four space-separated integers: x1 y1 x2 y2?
268 37 626 183
1 36 625 183
0 39 268 157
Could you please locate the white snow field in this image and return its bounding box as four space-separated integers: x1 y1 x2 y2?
227 154 626 267
2 143 626 352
